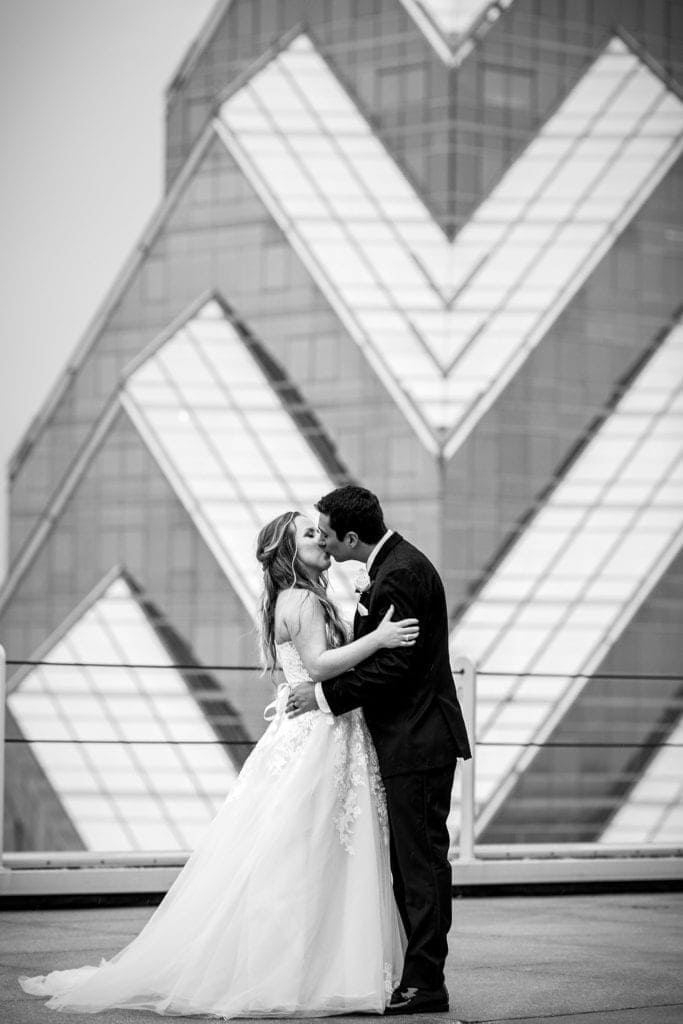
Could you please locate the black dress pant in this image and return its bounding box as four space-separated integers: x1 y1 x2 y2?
382 763 456 991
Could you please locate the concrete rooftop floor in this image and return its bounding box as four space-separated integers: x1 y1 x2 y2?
2 892 682 1024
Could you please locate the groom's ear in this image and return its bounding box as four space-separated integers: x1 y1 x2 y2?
343 531 360 550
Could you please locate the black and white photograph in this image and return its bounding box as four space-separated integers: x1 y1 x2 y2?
1 2 682 1022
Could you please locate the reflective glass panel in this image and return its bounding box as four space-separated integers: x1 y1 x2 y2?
450 322 683 831
124 300 358 620
601 716 683 844
8 575 238 851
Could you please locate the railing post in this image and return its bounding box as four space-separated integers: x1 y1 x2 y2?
0 645 5 870
453 655 476 862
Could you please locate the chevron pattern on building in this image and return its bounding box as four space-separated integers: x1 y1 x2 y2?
217 33 683 454
8 573 240 851
123 298 359 620
450 318 683 836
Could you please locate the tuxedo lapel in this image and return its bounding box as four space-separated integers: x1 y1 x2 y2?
352 533 403 637
369 532 402 579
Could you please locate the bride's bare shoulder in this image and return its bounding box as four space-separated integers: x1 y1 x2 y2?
275 589 324 633
276 588 320 615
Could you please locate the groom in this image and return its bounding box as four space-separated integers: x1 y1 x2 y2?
286 485 471 1015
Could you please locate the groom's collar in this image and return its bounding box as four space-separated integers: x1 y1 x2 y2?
366 529 393 574
368 530 402 577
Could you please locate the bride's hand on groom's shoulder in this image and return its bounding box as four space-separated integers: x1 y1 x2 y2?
286 682 318 717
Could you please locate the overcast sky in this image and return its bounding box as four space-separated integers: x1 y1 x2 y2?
0 0 216 585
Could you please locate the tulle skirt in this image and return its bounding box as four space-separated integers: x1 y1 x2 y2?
18 691 405 1017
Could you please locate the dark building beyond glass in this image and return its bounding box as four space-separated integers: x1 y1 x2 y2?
2 0 682 852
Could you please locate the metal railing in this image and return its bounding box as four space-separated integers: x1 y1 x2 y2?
1 645 681 896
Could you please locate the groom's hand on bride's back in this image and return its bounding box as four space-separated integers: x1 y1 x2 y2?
286 682 318 718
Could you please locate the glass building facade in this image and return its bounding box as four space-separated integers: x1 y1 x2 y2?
1 0 682 852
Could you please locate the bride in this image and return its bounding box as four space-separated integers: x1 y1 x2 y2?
18 509 418 1017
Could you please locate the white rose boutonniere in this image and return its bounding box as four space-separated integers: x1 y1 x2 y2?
353 567 372 594
353 567 371 616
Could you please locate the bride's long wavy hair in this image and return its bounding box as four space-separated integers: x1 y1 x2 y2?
256 510 347 679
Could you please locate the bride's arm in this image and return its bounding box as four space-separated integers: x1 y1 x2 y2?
279 590 418 682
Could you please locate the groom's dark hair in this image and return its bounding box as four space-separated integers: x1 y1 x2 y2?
315 485 387 544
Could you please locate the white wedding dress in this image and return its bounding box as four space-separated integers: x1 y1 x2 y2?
18 642 405 1017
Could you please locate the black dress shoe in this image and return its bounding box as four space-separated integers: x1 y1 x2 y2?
384 983 449 1014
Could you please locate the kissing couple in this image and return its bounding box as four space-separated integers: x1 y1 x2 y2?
19 485 472 1018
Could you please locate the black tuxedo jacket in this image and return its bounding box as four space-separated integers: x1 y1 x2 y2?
322 533 472 777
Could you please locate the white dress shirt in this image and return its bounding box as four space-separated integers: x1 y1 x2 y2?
315 530 394 713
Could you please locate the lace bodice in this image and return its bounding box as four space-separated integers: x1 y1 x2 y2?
260 642 312 723
269 642 388 856
275 641 313 685
222 640 390 866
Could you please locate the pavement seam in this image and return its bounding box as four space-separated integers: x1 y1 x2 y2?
463 998 683 1022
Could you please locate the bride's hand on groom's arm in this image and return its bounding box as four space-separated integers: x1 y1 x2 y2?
373 604 419 650
286 682 318 717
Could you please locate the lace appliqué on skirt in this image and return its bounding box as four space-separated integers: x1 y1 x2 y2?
367 729 390 846
266 713 317 776
332 711 389 854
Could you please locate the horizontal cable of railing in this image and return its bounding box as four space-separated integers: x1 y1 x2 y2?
477 670 683 681
3 737 682 748
5 659 682 682
6 660 266 671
